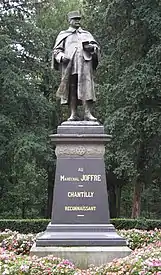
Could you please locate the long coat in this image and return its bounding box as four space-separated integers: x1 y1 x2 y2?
52 27 99 105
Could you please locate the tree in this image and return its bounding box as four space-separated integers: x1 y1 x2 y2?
84 0 161 218
0 0 84 218
0 0 54 218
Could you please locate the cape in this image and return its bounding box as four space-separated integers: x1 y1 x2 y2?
52 28 99 71
54 28 96 49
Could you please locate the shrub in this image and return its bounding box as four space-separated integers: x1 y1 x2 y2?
0 219 50 233
112 218 161 230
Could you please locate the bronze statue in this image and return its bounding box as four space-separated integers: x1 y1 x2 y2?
52 11 100 121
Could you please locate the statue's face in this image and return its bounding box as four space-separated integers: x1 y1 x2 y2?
69 17 81 29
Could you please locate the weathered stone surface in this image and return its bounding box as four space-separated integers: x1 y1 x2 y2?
58 121 103 134
61 121 100 126
30 244 131 269
55 144 105 158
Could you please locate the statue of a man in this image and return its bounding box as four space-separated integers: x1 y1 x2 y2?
52 11 100 121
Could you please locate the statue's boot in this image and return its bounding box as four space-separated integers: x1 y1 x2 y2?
67 85 79 121
67 113 79 121
67 105 79 121
84 101 97 121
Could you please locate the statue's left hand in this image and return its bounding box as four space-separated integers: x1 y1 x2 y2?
61 56 70 64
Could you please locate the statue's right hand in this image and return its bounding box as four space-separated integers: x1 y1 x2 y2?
61 56 70 65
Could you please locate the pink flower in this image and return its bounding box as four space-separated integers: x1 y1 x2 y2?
145 259 161 267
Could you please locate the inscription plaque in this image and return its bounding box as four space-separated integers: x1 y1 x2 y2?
51 158 110 224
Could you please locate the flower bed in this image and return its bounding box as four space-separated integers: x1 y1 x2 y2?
1 228 160 254
0 250 76 275
119 228 161 249
0 229 161 274
87 241 161 275
0 229 36 255
0 229 14 243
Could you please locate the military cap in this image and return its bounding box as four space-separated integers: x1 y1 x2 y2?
67 11 81 21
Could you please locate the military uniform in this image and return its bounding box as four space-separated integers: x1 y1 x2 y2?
52 11 100 120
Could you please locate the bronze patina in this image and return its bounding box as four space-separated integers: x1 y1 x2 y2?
52 11 100 121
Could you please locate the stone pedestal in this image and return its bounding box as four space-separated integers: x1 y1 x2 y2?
31 121 131 267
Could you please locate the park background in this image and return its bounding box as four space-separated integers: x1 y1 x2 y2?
0 0 161 222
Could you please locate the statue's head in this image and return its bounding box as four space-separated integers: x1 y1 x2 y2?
68 11 81 29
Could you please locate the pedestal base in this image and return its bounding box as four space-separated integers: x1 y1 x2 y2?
35 223 127 247
31 122 131 266
30 244 131 269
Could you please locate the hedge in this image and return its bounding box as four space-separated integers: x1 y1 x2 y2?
0 219 50 233
0 218 161 233
112 218 161 230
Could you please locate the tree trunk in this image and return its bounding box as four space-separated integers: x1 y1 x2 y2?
115 183 121 218
131 142 145 218
108 184 117 218
46 163 55 218
131 177 142 218
106 172 117 218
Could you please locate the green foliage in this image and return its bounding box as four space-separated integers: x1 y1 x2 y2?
0 219 50 233
84 0 161 218
0 0 56 218
113 218 161 230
